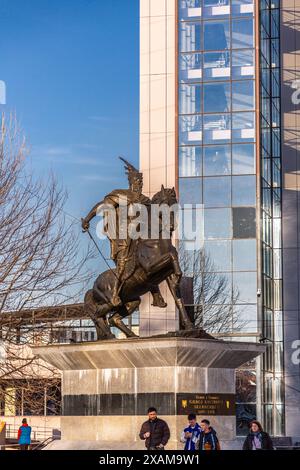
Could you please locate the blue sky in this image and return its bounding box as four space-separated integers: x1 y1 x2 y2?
0 0 139 224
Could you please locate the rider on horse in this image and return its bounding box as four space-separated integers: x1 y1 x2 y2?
81 158 167 309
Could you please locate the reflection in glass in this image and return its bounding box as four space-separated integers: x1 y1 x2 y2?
179 0 202 16
203 145 231 175
204 208 231 239
232 175 256 206
232 112 255 142
233 239 256 271
204 82 231 113
236 369 257 403
179 177 202 205
203 0 229 5
232 144 255 174
232 0 254 17
180 0 202 7
236 404 257 436
203 114 231 144
180 53 202 82
203 20 230 50
179 115 202 145
203 51 230 80
179 146 202 177
203 0 230 18
232 81 255 111
204 176 231 207
180 83 202 114
180 21 202 52
274 405 284 436
233 304 257 333
204 240 231 271
232 49 254 79
233 271 257 303
232 19 254 49
263 405 273 436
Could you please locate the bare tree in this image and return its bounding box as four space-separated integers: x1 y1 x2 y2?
0 113 93 417
179 244 247 334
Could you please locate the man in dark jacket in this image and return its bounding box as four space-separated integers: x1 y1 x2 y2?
242 420 274 450
198 419 220 451
139 407 170 450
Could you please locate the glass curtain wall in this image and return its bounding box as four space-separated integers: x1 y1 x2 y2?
178 0 258 435
260 0 284 436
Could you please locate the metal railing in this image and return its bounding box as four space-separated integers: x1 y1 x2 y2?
30 437 55 451
5 424 59 441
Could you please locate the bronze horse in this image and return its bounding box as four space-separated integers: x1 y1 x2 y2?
84 186 193 339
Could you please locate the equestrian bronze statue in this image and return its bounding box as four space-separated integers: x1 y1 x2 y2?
81 158 194 339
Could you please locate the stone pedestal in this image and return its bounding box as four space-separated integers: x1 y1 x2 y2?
34 337 265 450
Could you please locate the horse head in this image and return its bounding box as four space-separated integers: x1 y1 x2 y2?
151 185 178 236
151 185 178 206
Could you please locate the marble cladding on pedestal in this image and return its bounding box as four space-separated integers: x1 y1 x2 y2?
60 415 236 449
63 367 235 396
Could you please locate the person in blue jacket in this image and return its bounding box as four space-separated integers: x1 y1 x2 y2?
181 413 202 451
18 418 32 450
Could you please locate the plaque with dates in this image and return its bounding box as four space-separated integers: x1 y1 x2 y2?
177 393 235 416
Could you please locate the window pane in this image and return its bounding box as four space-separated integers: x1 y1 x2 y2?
232 50 254 79
180 0 202 7
179 177 202 205
203 0 230 18
179 0 202 21
203 114 231 144
180 83 202 114
232 207 256 238
232 112 255 142
180 21 202 52
232 175 256 206
203 176 231 207
232 81 255 111
203 20 230 51
236 369 257 403
232 0 254 17
180 53 202 82
232 144 255 174
234 305 257 333
236 404 257 436
233 272 257 303
179 115 202 144
180 209 204 249
233 239 256 271
204 208 231 239
205 240 231 271
232 19 254 49
203 82 231 113
202 272 232 306
203 145 231 175
203 51 230 80
179 146 202 177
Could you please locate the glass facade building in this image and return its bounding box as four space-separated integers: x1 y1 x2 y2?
177 0 283 435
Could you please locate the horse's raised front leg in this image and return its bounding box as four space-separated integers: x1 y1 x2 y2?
166 275 193 330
